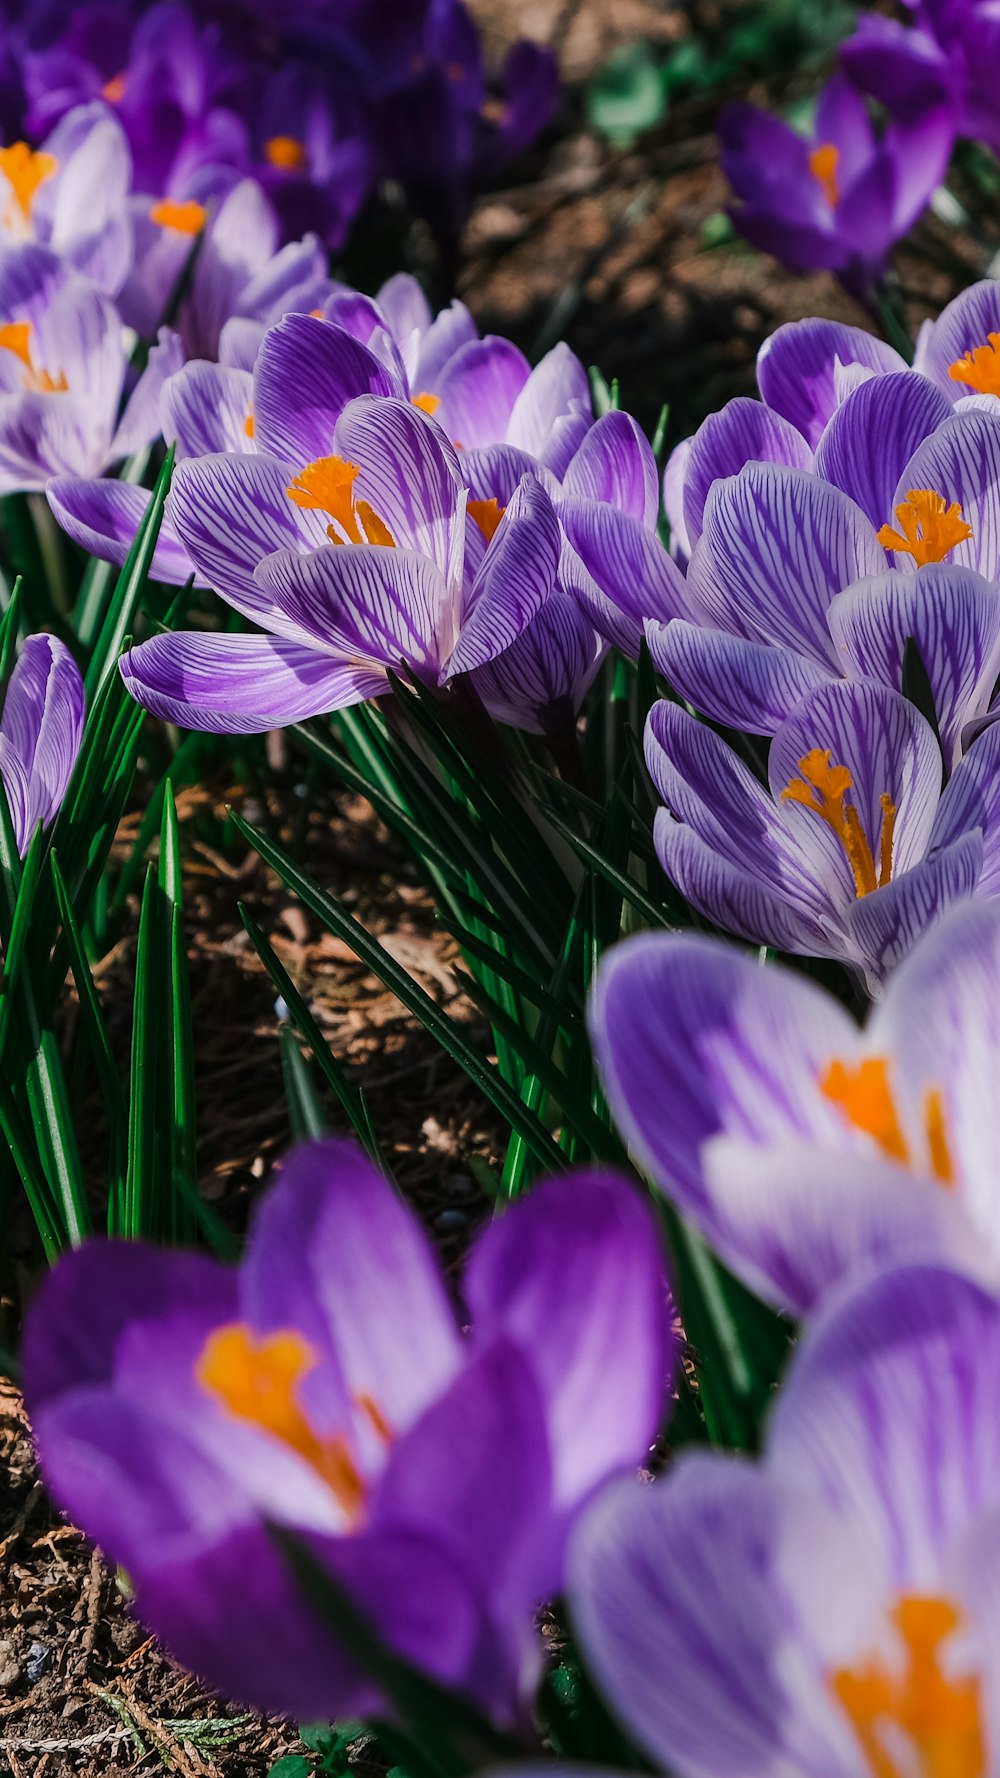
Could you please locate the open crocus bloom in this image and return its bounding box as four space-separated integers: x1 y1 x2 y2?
0 632 84 854
644 676 1000 990
117 382 561 731
589 897 1000 1315
718 71 954 296
572 1261 1000 1778
24 1140 673 1725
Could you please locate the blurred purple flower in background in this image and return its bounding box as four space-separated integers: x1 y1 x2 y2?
25 1139 673 1724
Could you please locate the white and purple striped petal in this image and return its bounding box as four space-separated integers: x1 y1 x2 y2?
119 632 384 733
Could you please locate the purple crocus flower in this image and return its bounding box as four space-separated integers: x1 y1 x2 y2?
719 71 954 296
843 0 1000 158
572 1260 1000 1778
0 101 132 295
643 676 1000 989
0 244 177 493
24 1139 673 1725
0 631 84 854
116 380 561 730
590 897 1000 1316
253 62 372 251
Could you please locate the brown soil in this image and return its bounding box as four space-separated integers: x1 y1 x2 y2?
3 0 992 1769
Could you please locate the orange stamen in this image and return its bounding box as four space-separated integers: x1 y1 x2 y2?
102 73 127 103
149 198 207 235
0 319 68 392
467 497 506 543
265 135 308 171
924 1086 955 1186
808 141 840 208
197 1323 371 1523
832 1595 984 1778
0 143 57 221
285 454 395 546
821 1055 956 1186
878 489 973 566
781 748 895 899
411 391 441 415
949 333 1000 397
243 411 255 439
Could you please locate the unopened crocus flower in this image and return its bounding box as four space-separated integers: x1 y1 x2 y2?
0 631 84 854
117 378 562 730
643 675 1000 989
590 897 1000 1315
572 1260 1000 1778
25 1139 673 1725
0 101 132 294
0 245 178 493
719 71 954 296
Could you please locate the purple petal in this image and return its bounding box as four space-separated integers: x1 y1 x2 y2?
559 499 688 657
253 312 402 466
47 476 204 588
756 318 907 448
841 831 983 987
448 475 560 677
828 565 1000 769
465 1170 674 1513
687 464 883 669
167 452 329 623
505 342 592 471
183 179 279 361
334 396 462 579
653 809 831 954
913 279 1000 401
472 591 605 736
663 436 692 566
561 411 659 527
110 328 185 462
2 634 84 839
647 617 831 734
119 632 383 732
813 371 952 529
412 299 479 391
255 544 455 684
682 397 812 548
375 272 433 373
930 719 1000 895
161 361 255 458
432 336 530 449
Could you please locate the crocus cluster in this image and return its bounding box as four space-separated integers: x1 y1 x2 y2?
0 0 558 255
717 1 989 292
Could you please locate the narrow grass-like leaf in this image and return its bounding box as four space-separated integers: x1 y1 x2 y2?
160 784 196 1241
84 445 174 700
280 1025 328 1143
51 852 128 1217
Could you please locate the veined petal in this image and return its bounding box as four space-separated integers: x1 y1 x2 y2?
334 396 462 580
648 618 831 735
119 632 383 733
930 719 1000 895
889 408 1000 580
253 312 401 465
688 464 883 668
654 810 836 955
562 411 659 527
828 565 1000 769
913 279 1000 400
505 342 591 468
47 476 204 588
161 361 256 459
756 318 907 447
841 831 983 989
255 544 456 683
1 634 84 838
167 453 330 629
682 397 812 547
559 498 688 657
473 591 605 736
110 328 185 463
432 336 530 450
448 475 560 678
814 371 952 530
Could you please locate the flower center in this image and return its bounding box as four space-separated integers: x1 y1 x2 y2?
102 73 127 103
832 1595 983 1778
0 142 57 224
948 333 1000 397
808 141 840 208
877 489 973 566
264 135 308 171
467 496 506 542
149 198 208 235
286 453 395 545
243 410 255 439
411 391 441 415
197 1322 391 1525
0 320 68 393
781 748 895 898
821 1056 955 1184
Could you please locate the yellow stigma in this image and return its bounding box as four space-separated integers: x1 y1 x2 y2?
265 135 308 171
0 319 68 393
878 489 973 566
149 198 208 235
467 497 506 542
808 141 840 208
197 1322 384 1525
411 391 441 415
0 143 57 224
102 73 127 103
821 1056 955 1185
781 749 895 899
286 453 395 546
832 1595 983 1778
949 333 1000 397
